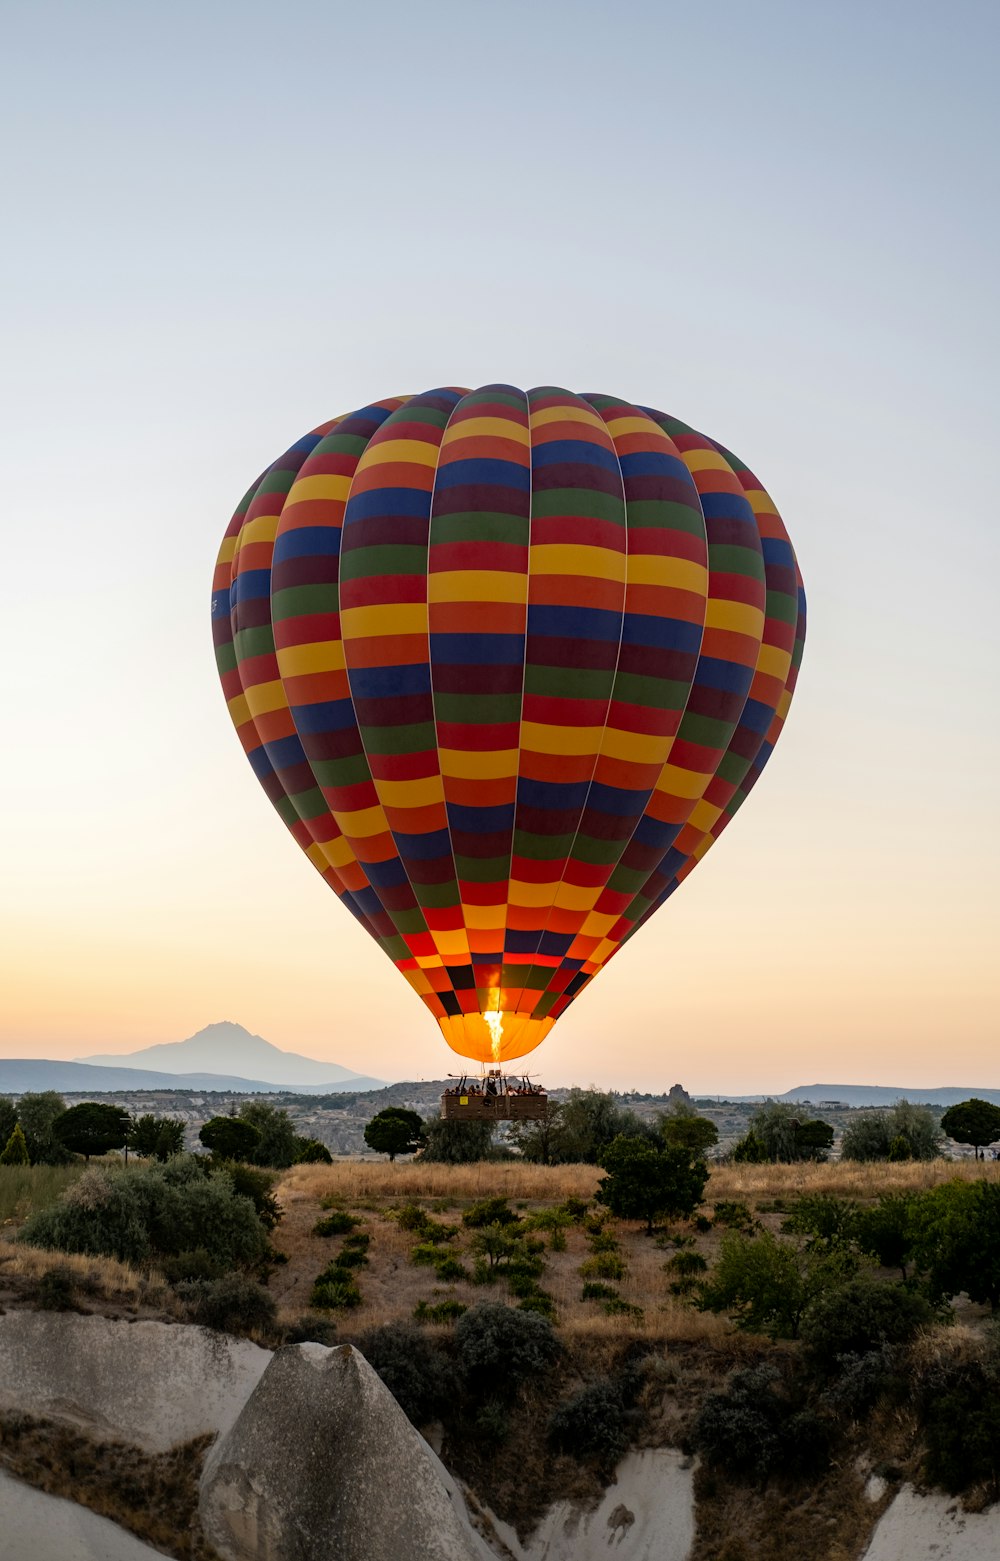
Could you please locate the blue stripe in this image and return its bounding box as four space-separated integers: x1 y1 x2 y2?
739 697 774 735
263 734 307 771
393 829 453 861
447 802 515 834
585 782 649 818
343 486 431 525
530 439 620 475
430 633 524 666
701 493 759 529
761 537 794 567
516 777 592 812
619 451 691 483
348 663 430 699
273 527 341 563
620 612 702 652
694 656 755 695
434 458 530 492
291 698 356 735
527 604 622 642
233 568 271 603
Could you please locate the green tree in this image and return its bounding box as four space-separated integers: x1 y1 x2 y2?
553 1089 654 1164
909 1181 1000 1310
854 1194 917 1280
363 1107 425 1162
731 1128 768 1163
54 1103 131 1162
199 1116 262 1161
596 1135 708 1235
17 1092 70 1164
794 1119 835 1160
940 1099 1000 1160
129 1114 185 1160
659 1107 719 1158
0 1123 31 1166
238 1101 299 1168
800 1274 934 1375
0 1098 17 1149
293 1136 333 1164
841 1101 942 1162
737 1102 834 1163
697 1229 857 1338
420 1115 497 1164
507 1099 564 1164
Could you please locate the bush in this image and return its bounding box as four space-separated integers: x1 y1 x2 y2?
160 1247 225 1283
697 1230 856 1339
854 1194 917 1279
358 1322 449 1425
602 1298 644 1320
580 1252 626 1282
841 1101 942 1162
284 1313 338 1346
581 1281 619 1301
0 1124 31 1166
918 1340 1000 1498
713 1201 756 1232
517 1291 557 1320
420 1117 499 1164
310 1274 362 1310
462 1197 520 1229
314 1209 361 1237
414 1298 468 1324
549 1380 630 1467
179 1273 277 1336
782 1194 859 1250
909 1181 1000 1310
693 1363 830 1485
801 1277 934 1374
455 1302 559 1386
294 1138 333 1164
666 1250 708 1277
222 1163 282 1230
18 1156 271 1271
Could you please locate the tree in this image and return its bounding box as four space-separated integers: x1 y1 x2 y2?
0 1123 30 1166
696 1229 857 1338
731 1128 768 1163
659 1108 719 1158
53 1103 131 1162
363 1108 425 1162
552 1089 654 1164
17 1092 70 1164
737 1102 835 1163
596 1135 708 1235
854 1194 917 1280
129 1114 185 1160
420 1116 497 1164
238 1101 299 1168
794 1119 835 1160
199 1116 262 1161
293 1136 333 1164
940 1099 1000 1161
0 1098 17 1149
507 1099 564 1164
800 1274 933 1375
841 1101 943 1162
908 1181 1000 1310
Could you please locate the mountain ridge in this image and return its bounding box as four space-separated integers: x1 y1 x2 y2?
78 1021 382 1089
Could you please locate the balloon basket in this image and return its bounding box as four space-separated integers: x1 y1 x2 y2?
441 1071 548 1123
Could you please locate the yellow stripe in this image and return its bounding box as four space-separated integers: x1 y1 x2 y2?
591 937 617 962
439 748 518 780
241 515 279 547
553 882 600 912
441 417 529 445
340 602 427 639
681 449 733 473
462 903 507 929
337 804 390 839
403 969 434 995
323 836 357 869
428 571 526 605
244 680 288 718
627 555 708 594
688 799 723 833
277 640 345 677
286 473 352 505
306 843 328 872
777 689 792 719
756 643 792 681
743 487 778 515
359 438 439 468
604 415 662 437
217 537 237 564
530 544 626 582
704 599 765 638
580 911 617 938
376 774 444 808
531 404 606 430
520 722 604 757
415 954 445 969
655 763 713 800
599 727 671 764
508 879 560 907
227 693 250 727
433 930 471 959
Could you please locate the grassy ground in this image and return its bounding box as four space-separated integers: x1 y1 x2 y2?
0 1164 82 1228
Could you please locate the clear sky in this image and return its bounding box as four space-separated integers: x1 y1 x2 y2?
2 0 997 1093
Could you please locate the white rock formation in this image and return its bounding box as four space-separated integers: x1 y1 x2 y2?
0 1312 269 1451
0 1469 167 1561
200 1342 495 1561
862 1486 1000 1560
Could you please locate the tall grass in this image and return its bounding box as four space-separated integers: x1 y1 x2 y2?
708 1157 999 1204
0 1164 82 1226
281 1159 603 1204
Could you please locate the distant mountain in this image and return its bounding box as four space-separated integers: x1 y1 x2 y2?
778 1084 1000 1108
78 1022 383 1090
0 1059 385 1096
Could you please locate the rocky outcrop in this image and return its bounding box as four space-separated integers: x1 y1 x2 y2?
0 1468 166 1561
0 1312 269 1452
200 1342 493 1561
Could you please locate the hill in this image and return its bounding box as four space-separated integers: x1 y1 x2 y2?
777 1082 1000 1107
0 1059 385 1096
76 1021 384 1090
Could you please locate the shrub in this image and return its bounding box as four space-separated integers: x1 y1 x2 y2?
284 1313 338 1346
801 1276 934 1375
713 1201 756 1232
238 1101 300 1169
414 1298 468 1324
128 1114 185 1161
294 1138 333 1164
473 1400 510 1446
314 1209 361 1237
909 1181 1000 1309
420 1116 499 1164
822 1344 905 1419
558 1197 590 1222
697 1230 857 1339
841 1101 942 1163
18 1156 271 1271
0 1124 31 1166
549 1380 629 1467
358 1322 448 1425
222 1163 282 1230
918 1340 1000 1498
160 1247 225 1283
310 1275 362 1310
666 1250 708 1277
462 1197 520 1229
179 1274 277 1336
518 1292 557 1320
581 1252 626 1282
854 1194 917 1279
455 1302 559 1386
581 1281 619 1301
603 1298 644 1320
693 1363 830 1484
782 1194 859 1250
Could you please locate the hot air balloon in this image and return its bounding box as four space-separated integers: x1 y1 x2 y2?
212 386 805 1118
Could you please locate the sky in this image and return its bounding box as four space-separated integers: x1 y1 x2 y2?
1 0 997 1094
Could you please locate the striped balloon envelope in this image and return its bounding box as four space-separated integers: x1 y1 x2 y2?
212 386 806 1066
